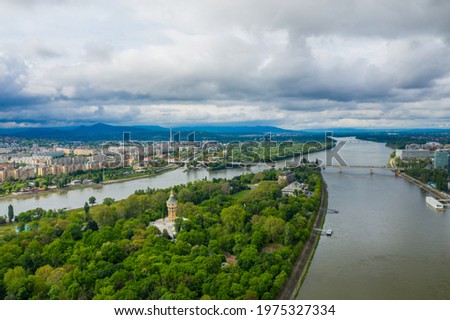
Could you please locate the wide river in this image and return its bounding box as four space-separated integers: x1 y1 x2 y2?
297 139 450 299
1 138 449 299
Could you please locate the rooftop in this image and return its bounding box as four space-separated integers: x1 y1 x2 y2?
167 191 177 204
148 218 176 238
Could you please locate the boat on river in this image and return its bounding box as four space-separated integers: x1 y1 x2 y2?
426 196 444 211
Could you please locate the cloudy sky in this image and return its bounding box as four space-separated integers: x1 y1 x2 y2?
1 0 450 129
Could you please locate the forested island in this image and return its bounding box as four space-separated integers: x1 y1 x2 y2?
0 166 322 300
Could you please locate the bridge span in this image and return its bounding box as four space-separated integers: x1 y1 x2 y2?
322 165 388 169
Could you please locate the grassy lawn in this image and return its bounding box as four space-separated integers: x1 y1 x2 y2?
230 189 251 200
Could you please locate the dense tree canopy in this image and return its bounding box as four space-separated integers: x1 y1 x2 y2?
0 167 322 300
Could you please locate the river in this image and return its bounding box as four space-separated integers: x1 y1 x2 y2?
1 139 449 299
297 139 450 299
0 167 250 214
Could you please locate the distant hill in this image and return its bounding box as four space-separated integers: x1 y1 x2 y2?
173 125 297 134
0 128 31 135
6 123 440 142
0 123 302 141
1 123 169 141
13 127 66 138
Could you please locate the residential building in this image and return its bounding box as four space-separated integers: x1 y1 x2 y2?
282 181 310 197
56 148 72 155
37 166 54 176
11 167 35 180
0 169 9 182
424 142 442 151
73 148 96 156
395 149 433 161
0 155 9 163
434 150 450 171
0 167 35 182
0 148 13 154
278 170 295 184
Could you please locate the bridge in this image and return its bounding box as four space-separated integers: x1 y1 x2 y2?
320 165 393 174
171 160 398 173
322 165 388 169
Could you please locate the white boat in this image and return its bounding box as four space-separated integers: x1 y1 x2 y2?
426 196 444 211
326 229 333 236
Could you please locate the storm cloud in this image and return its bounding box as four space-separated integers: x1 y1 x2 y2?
0 0 450 128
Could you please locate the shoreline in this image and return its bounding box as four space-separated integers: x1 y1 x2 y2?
101 164 178 185
279 152 447 299
397 171 449 200
0 165 179 201
277 173 328 299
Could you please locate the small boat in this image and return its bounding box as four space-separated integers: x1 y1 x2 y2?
326 229 333 236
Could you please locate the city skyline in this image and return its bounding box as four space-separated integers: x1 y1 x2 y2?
1 1 450 129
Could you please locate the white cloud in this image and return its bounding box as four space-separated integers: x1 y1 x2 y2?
0 0 450 128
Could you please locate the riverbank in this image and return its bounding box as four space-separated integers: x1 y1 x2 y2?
277 174 328 299
207 144 333 171
101 164 178 185
0 164 179 201
397 171 449 200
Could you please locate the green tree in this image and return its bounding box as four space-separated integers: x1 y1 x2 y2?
89 196 97 206
8 204 14 223
86 219 99 231
4 266 32 299
103 197 115 206
220 205 246 232
262 216 286 243
84 202 90 215
21 239 44 272
63 223 83 241
238 245 259 270
177 188 195 203
250 230 266 249
0 166 322 301
91 205 120 227
174 217 184 233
